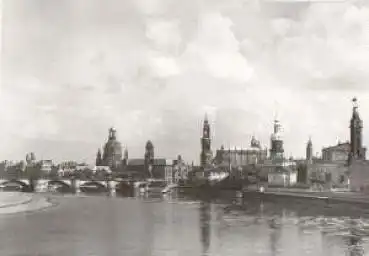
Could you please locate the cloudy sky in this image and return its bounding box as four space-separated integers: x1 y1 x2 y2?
1 0 369 164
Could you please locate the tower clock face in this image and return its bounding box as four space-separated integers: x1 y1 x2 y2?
204 130 208 136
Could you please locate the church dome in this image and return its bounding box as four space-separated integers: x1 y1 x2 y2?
251 136 260 148
146 140 154 150
102 128 123 169
104 140 122 152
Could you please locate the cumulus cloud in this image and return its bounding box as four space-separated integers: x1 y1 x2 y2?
1 0 369 163
181 12 254 83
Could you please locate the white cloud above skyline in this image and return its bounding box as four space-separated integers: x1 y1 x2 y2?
1 0 369 164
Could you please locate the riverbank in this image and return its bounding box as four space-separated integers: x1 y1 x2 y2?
243 187 369 205
0 192 53 214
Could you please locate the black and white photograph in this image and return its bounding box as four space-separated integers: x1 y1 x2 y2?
1 0 369 255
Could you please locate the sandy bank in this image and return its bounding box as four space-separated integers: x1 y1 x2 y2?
0 192 53 214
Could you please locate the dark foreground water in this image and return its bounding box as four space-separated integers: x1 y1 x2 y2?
0 192 368 256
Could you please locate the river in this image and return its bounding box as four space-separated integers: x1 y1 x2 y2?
0 191 367 256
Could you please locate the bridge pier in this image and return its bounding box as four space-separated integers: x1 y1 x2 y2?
107 180 116 196
109 187 116 197
74 179 81 194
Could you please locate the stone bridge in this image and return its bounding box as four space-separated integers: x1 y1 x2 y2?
0 179 136 193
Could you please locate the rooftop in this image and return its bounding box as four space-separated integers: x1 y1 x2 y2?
217 146 267 152
127 158 168 166
323 142 350 151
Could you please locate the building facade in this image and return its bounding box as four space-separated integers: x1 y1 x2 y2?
298 99 368 189
172 155 189 183
39 160 53 173
125 158 170 180
348 160 369 191
268 166 297 187
214 136 268 168
322 142 350 162
296 137 349 188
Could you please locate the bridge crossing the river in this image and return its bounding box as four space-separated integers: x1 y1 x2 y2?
0 178 167 193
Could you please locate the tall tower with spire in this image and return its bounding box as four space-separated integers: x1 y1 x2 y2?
306 137 313 163
122 148 129 166
144 141 154 177
270 119 284 160
200 114 213 169
96 149 102 166
349 97 366 161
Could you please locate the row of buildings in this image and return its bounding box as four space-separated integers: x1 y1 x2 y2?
296 98 368 191
94 127 189 183
197 97 369 190
197 111 297 187
2 97 369 191
0 127 189 184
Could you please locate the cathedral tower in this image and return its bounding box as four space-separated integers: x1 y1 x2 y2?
123 148 129 165
350 97 366 161
270 119 284 160
306 137 313 162
96 149 102 166
200 114 213 168
144 140 154 177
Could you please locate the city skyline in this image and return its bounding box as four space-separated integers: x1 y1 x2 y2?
1 0 369 164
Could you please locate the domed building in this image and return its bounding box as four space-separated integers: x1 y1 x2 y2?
97 128 123 171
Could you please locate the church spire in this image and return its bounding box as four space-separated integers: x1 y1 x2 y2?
200 114 212 168
124 147 128 160
350 97 366 161
202 113 210 139
270 117 284 160
306 136 313 162
96 148 102 166
145 141 154 178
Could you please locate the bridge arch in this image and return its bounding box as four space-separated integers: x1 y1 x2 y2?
0 180 30 191
115 181 134 191
48 180 71 188
79 181 108 192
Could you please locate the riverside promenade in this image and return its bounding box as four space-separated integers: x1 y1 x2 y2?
0 192 52 214
243 186 369 205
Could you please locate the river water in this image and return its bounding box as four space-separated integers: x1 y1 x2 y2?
0 191 368 256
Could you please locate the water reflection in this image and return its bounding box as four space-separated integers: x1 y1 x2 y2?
269 226 281 256
347 220 365 256
3 190 369 255
200 199 211 255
